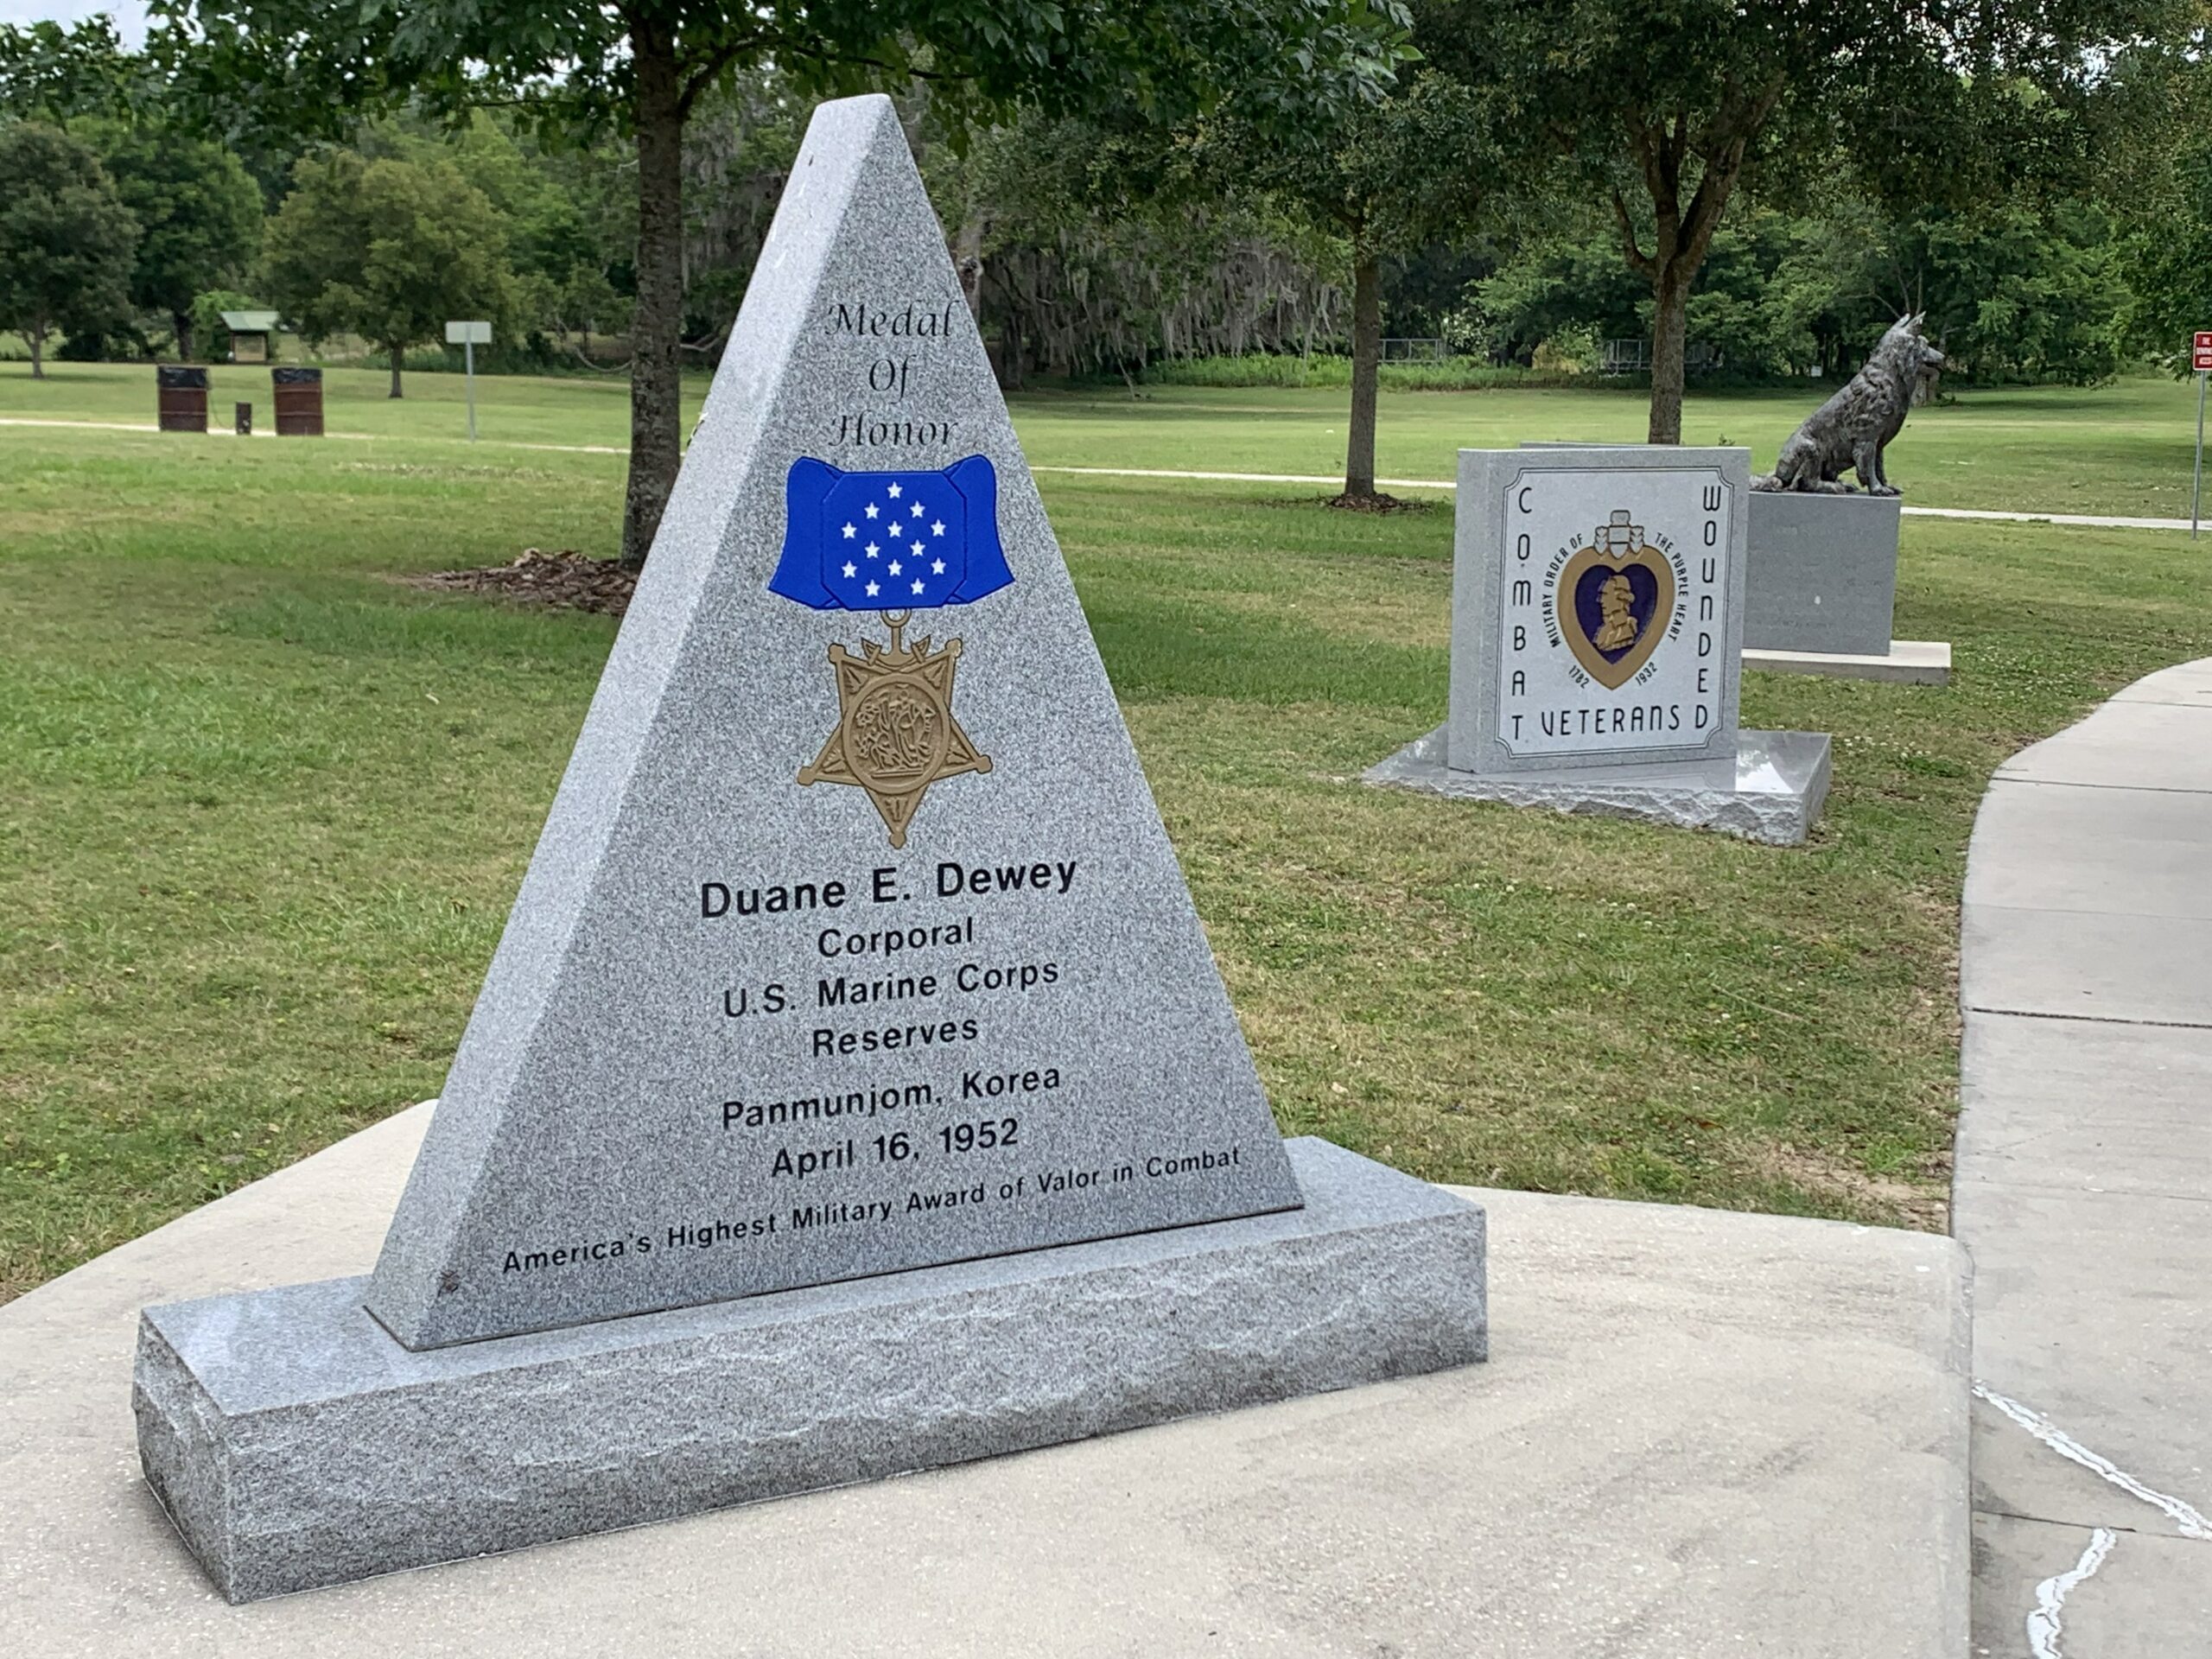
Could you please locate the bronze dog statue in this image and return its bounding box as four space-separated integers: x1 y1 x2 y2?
1759 315 1946 496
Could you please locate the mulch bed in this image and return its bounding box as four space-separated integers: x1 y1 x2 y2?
406 549 639 616
1325 490 1424 513
414 497 1428 616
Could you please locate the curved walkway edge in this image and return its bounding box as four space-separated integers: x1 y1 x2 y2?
1957 657 2212 1656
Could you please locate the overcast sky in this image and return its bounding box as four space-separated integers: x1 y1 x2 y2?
0 3 149 46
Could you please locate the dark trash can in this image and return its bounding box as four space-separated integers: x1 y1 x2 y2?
235 403 252 435
271 366 324 437
157 365 209 433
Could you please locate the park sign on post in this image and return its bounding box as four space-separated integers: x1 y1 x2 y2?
2194 332 2212 539
130 93 1488 1603
447 320 491 442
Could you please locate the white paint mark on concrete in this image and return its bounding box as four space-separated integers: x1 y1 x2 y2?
2026 1526 2115 1659
1976 1383 2212 1539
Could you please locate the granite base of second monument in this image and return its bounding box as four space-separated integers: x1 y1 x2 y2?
134 1137 1486 1604
1367 727 1831 846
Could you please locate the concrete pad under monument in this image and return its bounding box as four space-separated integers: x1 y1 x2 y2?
1370 446 1830 844
6 1101 1970 1657
130 93 1485 1602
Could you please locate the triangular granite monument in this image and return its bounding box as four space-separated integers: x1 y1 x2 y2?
133 96 1485 1603
363 91 1303 1348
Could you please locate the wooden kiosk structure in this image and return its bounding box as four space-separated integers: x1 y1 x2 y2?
220 311 281 364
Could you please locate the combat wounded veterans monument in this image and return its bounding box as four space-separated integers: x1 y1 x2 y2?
130 94 1488 1603
1370 447 1831 845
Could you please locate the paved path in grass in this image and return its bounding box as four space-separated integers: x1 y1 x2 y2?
1030 465 2206 532
2 417 2203 532
0 416 623 454
1956 657 2212 1657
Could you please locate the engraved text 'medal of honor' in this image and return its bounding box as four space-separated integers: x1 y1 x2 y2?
826 299 963 340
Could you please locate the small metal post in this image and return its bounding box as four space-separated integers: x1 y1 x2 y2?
2194 369 2206 541
466 340 478 442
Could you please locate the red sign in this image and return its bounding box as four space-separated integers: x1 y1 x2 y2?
2194 330 2212 371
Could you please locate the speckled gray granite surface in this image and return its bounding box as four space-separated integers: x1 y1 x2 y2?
1406 444 1831 843
1369 724 1831 846
1743 491 1901 656
1448 447 1750 779
363 92 1299 1352
135 1138 1486 1604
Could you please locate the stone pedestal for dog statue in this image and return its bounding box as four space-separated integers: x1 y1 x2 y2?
1741 493 1950 686
1369 446 1830 845
131 92 1488 1604
1745 492 1900 655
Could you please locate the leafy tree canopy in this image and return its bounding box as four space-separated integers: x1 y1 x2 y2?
262 148 516 396
1192 67 1492 498
0 119 141 378
0 16 149 124
1411 0 2194 438
2095 36 2212 365
84 118 264 358
151 0 1414 563
1471 194 2129 389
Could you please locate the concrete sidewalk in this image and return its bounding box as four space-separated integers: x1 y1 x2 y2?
0 1102 1968 1656
1958 658 2212 1656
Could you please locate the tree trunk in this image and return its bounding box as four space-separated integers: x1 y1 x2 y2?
28 324 44 380
954 215 984 321
623 23 686 571
1344 246 1381 499
1647 269 1689 444
175 310 197 362
388 343 404 399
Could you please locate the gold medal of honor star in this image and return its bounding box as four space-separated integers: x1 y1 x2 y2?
798 612 992 848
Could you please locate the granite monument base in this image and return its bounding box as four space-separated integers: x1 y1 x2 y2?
1368 726 1831 846
135 1136 1486 1604
1745 490 1907 657
1744 639 1952 687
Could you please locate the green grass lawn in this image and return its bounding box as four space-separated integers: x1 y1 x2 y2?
1013 375 2212 521
4 361 2209 1301
9 359 2207 517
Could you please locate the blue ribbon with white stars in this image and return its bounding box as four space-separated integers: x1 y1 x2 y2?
768 456 1012 612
